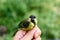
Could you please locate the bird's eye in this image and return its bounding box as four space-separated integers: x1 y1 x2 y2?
34 16 36 18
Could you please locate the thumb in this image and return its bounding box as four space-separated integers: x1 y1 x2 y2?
13 30 26 40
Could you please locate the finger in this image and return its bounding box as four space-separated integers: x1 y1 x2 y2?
13 30 26 40
20 26 37 40
33 26 41 39
33 36 41 40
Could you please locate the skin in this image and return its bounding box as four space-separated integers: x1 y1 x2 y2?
13 25 41 40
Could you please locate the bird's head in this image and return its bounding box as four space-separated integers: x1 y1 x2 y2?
29 15 37 25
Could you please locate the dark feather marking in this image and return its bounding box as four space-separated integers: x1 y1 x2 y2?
31 20 35 25
18 19 29 28
13 29 18 36
23 21 30 28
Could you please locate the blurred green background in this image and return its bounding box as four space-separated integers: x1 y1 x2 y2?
0 0 60 40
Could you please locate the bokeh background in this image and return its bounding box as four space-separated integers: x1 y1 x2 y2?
0 0 60 40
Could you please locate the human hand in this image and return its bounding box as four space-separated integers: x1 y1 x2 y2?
13 25 41 40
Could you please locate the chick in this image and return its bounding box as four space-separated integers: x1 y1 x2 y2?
13 15 37 36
